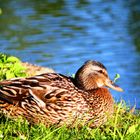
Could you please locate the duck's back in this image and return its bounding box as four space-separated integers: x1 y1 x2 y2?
0 73 89 126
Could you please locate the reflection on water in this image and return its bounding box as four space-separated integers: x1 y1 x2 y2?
0 0 140 107
129 0 140 52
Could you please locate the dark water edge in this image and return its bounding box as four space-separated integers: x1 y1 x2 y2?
0 0 140 108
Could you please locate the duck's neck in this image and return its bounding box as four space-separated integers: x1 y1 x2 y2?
74 70 99 91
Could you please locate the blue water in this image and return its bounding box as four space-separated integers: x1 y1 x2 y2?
0 0 140 108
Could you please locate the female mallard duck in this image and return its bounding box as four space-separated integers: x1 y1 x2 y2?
0 60 123 127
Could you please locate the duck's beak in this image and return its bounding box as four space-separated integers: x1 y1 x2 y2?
105 80 123 92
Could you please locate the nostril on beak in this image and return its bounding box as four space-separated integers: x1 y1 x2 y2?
105 80 123 92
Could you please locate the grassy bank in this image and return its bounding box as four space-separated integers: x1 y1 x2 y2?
0 53 140 140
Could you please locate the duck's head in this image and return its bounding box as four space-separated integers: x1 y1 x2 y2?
75 60 123 92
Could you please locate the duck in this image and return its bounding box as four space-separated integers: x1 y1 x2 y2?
0 60 123 127
21 62 55 76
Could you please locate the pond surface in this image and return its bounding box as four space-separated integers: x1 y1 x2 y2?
0 0 140 108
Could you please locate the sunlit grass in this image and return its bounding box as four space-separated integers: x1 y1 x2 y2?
0 53 27 80
0 53 140 140
0 105 140 140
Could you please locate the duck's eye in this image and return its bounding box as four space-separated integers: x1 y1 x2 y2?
98 70 108 77
98 70 103 74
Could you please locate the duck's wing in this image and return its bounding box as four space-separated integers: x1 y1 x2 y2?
0 73 91 125
0 73 76 110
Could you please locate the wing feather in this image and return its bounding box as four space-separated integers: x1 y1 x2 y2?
0 73 76 108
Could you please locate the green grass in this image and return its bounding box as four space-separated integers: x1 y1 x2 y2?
0 53 27 80
0 53 140 140
0 107 140 140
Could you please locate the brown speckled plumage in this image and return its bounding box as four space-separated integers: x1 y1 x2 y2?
21 62 55 76
0 60 123 127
